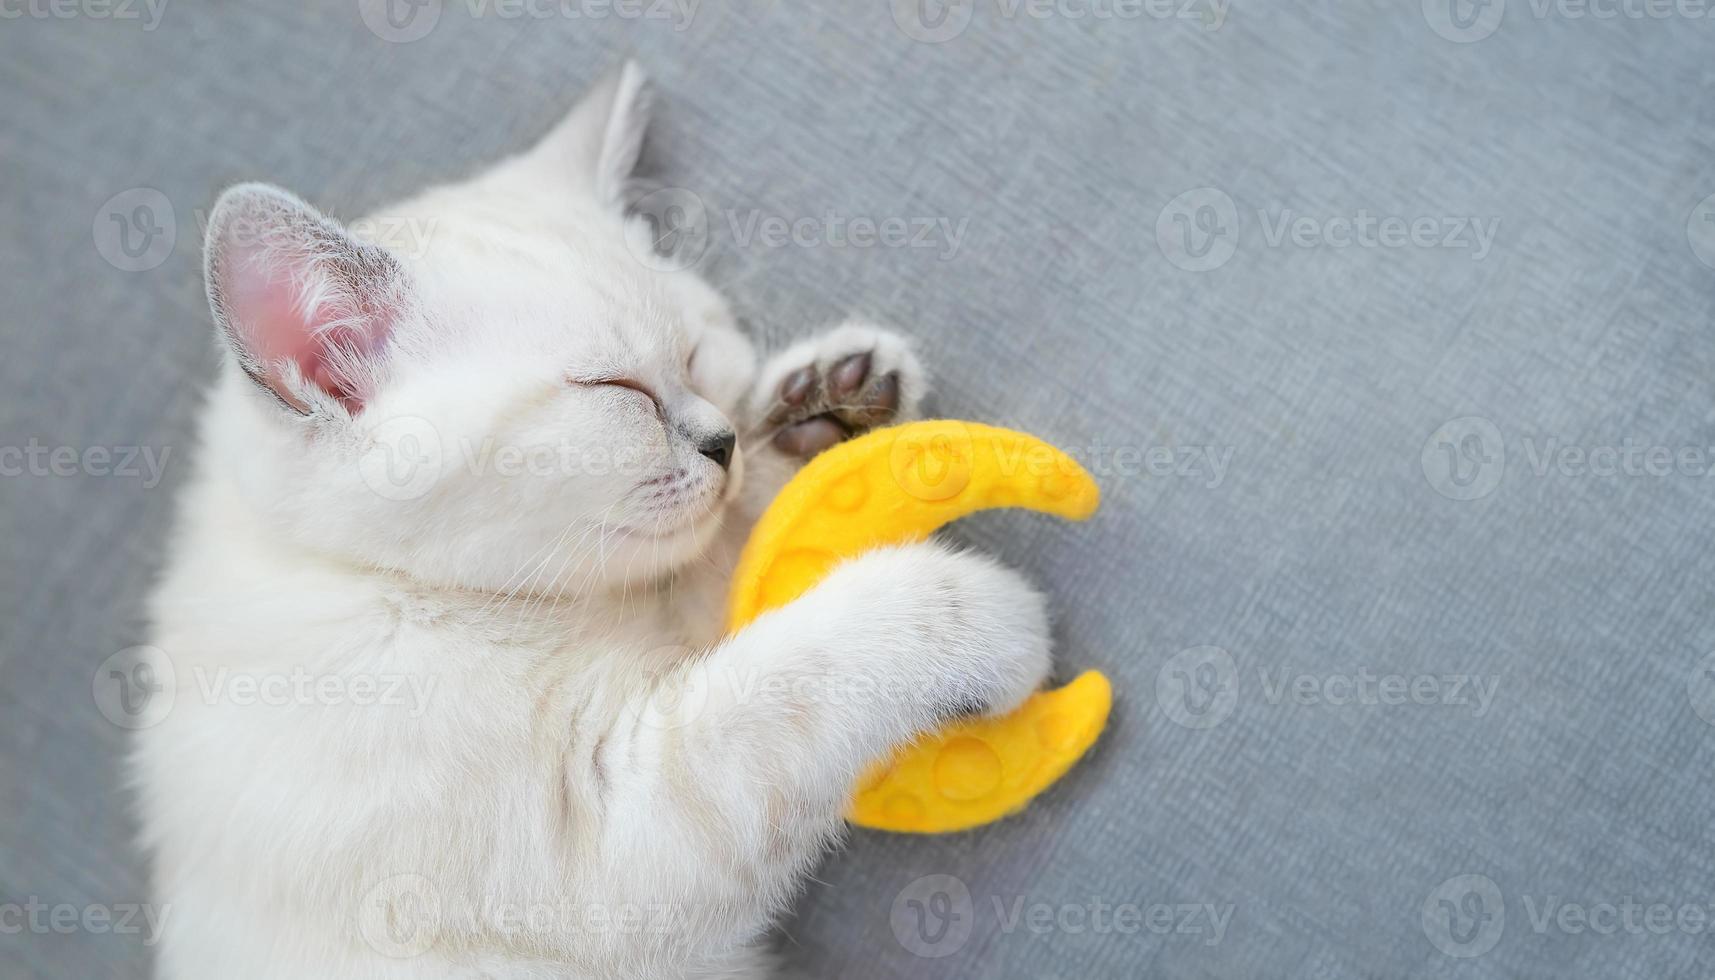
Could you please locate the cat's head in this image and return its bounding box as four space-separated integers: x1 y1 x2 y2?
199 63 753 596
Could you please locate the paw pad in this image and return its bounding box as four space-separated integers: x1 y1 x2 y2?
766 348 907 458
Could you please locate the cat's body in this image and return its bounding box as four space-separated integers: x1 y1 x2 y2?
135 64 1052 979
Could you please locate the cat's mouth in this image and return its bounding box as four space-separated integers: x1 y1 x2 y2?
618 464 729 542
616 492 723 542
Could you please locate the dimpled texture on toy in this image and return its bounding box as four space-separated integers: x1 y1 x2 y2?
726 420 1112 833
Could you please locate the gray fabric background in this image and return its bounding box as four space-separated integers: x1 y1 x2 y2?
4 1 1715 977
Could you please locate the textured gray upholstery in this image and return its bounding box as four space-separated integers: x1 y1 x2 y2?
5 1 1715 977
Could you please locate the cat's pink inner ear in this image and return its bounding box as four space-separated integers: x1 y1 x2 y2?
224 242 389 415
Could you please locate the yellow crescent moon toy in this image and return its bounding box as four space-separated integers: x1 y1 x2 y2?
726 420 1112 833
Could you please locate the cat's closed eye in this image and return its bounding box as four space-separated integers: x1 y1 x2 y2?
569 376 664 418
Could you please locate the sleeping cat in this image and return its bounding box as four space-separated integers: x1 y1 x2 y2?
134 62 1052 979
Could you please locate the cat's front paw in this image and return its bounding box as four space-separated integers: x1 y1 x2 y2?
750 320 927 459
829 543 1053 722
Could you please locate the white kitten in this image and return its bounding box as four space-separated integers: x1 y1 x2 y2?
134 63 1052 979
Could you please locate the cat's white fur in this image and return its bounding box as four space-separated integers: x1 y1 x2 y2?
135 63 1052 979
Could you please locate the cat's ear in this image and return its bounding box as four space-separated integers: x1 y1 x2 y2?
203 183 411 417
522 60 653 209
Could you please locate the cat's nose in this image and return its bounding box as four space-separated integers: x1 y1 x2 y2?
697 430 736 471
